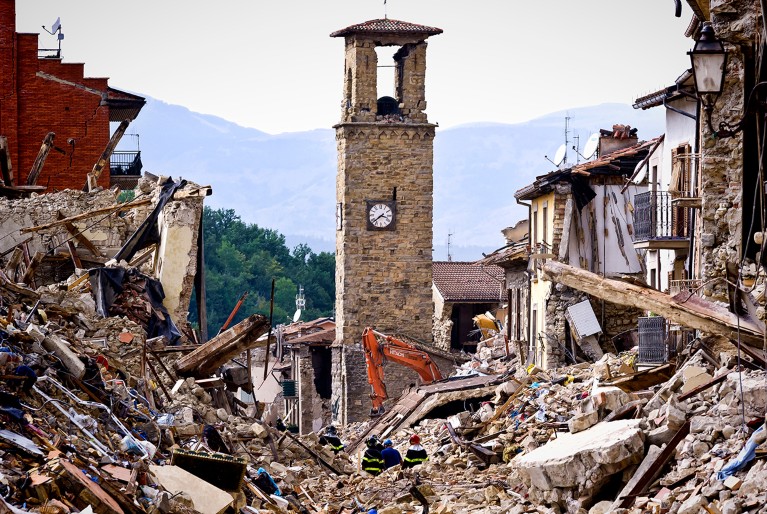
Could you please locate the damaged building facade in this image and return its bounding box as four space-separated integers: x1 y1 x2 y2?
514 130 657 368
0 178 208 332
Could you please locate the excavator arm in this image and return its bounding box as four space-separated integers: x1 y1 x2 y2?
361 327 443 416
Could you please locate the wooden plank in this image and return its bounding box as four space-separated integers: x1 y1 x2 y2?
57 212 102 258
87 120 129 191
26 132 55 186
174 314 270 377
617 420 690 508
22 197 153 233
542 261 765 347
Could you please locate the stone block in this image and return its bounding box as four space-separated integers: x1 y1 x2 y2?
250 422 268 439
514 420 645 503
681 366 713 395
677 494 706 514
568 411 598 434
149 464 233 514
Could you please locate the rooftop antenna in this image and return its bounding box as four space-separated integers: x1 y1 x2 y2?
572 134 581 164
293 285 305 323
447 230 454 262
544 115 570 167
41 17 64 59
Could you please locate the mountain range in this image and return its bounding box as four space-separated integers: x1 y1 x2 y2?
127 99 664 261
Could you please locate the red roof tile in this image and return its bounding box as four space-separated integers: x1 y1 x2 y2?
331 18 443 38
432 261 504 302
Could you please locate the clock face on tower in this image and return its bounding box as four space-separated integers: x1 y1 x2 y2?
366 200 396 230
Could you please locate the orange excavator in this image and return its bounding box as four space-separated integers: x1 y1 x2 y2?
362 327 443 416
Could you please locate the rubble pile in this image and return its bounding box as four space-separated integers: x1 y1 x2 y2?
0 181 766 514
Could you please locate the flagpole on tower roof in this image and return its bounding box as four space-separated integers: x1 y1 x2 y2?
384 0 387 19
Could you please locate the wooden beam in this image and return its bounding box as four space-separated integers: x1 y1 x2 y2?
0 136 13 186
87 119 129 191
20 251 44 286
541 261 765 348
22 186 211 234
66 241 82 269
21 197 152 233
26 132 56 186
617 421 690 508
174 314 270 377
57 212 102 258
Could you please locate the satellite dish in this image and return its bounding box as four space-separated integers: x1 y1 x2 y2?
632 160 648 183
292 309 302 323
583 133 600 159
553 144 567 166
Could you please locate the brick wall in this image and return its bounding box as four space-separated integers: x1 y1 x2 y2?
0 0 111 191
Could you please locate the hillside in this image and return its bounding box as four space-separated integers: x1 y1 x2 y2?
126 99 664 260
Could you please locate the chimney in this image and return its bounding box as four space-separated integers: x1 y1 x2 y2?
598 124 639 156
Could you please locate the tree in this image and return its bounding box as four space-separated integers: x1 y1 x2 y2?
189 207 335 337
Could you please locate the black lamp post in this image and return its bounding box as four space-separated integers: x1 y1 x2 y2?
689 22 767 138
688 23 728 135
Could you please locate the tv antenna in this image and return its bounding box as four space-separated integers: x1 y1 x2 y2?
572 134 581 164
544 115 570 167
447 230 454 262
293 285 306 323
41 17 64 59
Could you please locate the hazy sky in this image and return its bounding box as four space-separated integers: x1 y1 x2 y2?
16 1 694 134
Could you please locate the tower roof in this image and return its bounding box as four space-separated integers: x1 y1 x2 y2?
330 18 443 38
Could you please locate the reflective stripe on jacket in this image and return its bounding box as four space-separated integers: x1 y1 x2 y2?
403 445 428 468
362 448 384 475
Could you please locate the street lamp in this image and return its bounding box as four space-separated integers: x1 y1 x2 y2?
689 22 767 138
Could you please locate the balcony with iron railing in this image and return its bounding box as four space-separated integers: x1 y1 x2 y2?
633 191 691 250
109 151 142 190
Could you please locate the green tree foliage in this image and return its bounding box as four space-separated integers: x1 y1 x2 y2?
189 207 335 336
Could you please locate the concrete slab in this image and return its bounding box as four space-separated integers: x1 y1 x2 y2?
149 464 233 514
514 419 645 504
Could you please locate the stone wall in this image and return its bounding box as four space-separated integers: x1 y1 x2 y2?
697 1 759 302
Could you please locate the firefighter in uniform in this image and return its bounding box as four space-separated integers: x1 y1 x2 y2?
403 434 428 469
361 435 385 476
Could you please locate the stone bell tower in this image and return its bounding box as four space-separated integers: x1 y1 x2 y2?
330 18 442 423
